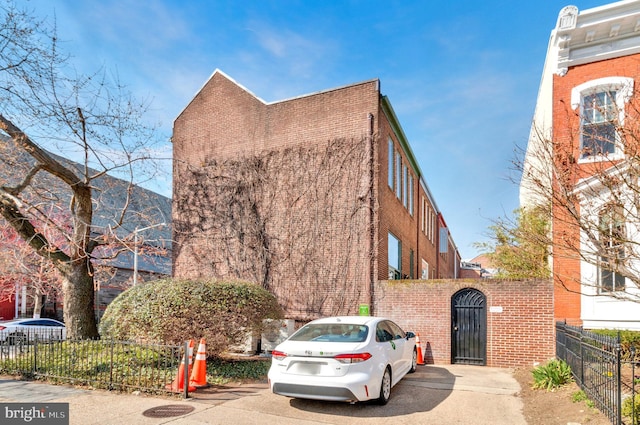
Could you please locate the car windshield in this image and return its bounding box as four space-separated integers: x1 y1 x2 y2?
289 323 369 342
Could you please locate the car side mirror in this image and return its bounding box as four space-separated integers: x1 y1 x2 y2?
406 331 415 340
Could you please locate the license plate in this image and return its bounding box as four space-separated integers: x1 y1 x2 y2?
297 362 321 375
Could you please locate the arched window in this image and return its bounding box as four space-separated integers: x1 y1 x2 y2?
571 77 633 161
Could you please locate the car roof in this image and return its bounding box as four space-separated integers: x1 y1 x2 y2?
0 318 64 325
308 316 387 326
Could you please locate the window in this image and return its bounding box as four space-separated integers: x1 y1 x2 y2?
388 233 401 280
395 152 402 199
408 174 414 216
420 196 425 233
409 249 414 279
428 208 434 243
571 77 633 161
388 139 394 189
598 204 625 292
581 91 617 158
439 226 449 254
376 321 405 342
402 165 408 207
421 259 429 280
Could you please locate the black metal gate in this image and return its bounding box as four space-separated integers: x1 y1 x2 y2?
451 288 486 365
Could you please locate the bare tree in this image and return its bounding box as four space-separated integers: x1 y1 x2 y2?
0 219 60 317
0 2 165 337
517 85 640 303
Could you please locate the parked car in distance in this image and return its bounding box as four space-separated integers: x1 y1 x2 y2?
268 316 417 405
0 318 66 344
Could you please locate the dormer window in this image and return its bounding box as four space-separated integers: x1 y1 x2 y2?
571 77 633 162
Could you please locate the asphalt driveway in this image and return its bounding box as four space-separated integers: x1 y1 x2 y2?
201 364 526 425
0 364 526 425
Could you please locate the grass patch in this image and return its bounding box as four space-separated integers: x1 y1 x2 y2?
571 390 595 408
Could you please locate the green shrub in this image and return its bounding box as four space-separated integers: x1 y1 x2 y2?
99 279 283 357
623 393 640 425
532 359 573 391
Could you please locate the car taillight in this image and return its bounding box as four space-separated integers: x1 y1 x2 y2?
334 353 372 364
271 350 287 361
0 326 5 331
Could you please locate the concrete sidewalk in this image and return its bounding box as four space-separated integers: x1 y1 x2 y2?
0 365 526 425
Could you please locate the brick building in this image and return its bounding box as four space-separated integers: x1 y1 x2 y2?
172 70 461 322
521 1 640 330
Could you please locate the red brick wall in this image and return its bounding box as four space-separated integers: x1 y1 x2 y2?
172 72 382 320
374 279 555 368
377 116 419 281
551 53 640 324
174 72 380 167
376 113 455 285
172 71 462 321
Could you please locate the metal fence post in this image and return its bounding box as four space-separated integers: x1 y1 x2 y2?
616 332 621 425
632 344 637 425
183 340 189 399
579 325 584 386
33 334 38 375
109 339 115 390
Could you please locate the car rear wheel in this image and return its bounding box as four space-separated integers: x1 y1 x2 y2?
377 367 391 405
409 348 417 373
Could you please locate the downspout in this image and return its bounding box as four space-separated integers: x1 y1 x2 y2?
368 112 375 315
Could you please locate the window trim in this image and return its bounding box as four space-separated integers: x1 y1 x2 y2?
571 77 633 163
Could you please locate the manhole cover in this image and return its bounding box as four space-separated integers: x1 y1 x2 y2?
142 404 195 418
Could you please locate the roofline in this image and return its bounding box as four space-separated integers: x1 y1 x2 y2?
269 78 381 105
552 1 640 75
173 70 381 132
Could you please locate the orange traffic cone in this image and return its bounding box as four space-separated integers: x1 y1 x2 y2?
166 339 197 392
415 333 425 365
189 338 210 388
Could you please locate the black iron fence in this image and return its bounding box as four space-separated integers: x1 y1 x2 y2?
0 328 184 395
556 321 638 425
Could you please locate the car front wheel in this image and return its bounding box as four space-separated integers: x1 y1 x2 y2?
377 367 391 405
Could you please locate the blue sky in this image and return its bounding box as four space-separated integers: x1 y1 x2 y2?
29 0 607 259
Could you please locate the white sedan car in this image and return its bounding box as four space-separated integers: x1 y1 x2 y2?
268 316 417 404
0 318 66 344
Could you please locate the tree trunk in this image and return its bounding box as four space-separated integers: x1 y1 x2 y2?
32 286 42 318
61 262 99 339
